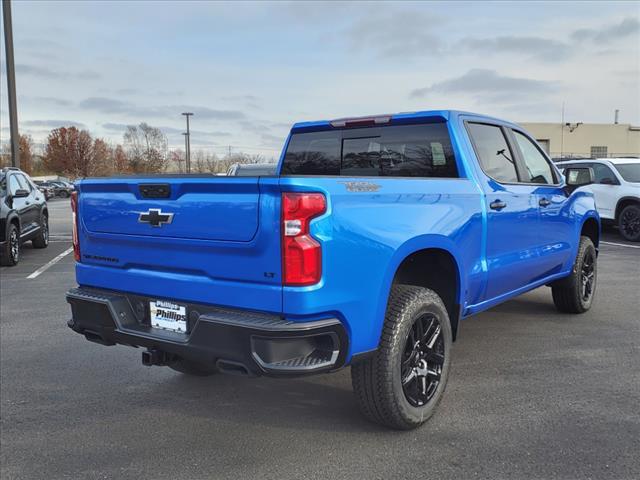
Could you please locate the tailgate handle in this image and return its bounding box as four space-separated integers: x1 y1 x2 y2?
139 184 171 199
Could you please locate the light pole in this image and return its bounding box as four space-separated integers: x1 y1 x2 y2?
181 112 193 173
182 133 188 173
3 0 20 168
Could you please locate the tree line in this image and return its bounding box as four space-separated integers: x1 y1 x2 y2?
0 123 272 178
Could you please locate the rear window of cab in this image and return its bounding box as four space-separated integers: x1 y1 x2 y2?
281 122 458 178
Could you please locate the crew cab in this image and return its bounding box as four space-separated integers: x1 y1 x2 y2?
66 111 599 429
556 158 640 241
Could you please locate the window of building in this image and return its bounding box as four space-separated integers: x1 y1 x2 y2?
536 139 550 154
590 146 608 159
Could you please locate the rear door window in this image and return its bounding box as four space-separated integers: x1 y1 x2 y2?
282 123 458 178
591 163 620 185
467 123 518 183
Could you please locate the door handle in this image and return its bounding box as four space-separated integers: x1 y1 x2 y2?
539 198 551 207
489 200 507 211
25 201 31 205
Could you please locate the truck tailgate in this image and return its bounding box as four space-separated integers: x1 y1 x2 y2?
75 177 283 312
81 178 260 241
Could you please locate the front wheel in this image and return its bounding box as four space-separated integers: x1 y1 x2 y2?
351 285 452 430
618 204 640 242
1 224 20 266
551 236 597 313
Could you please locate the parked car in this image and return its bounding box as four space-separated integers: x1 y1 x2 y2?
66 110 599 429
49 180 74 198
227 163 277 176
0 167 49 266
33 180 69 198
33 181 55 200
556 158 640 241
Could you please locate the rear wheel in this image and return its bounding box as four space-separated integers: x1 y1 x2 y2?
1 224 20 266
32 214 49 249
618 204 640 242
551 236 596 313
351 285 452 430
168 358 218 376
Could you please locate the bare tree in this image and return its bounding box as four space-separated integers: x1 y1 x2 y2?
248 153 266 164
170 149 186 173
124 123 168 173
112 145 129 173
191 149 220 173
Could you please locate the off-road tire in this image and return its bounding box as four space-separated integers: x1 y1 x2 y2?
1 223 20 266
168 358 219 376
551 236 597 313
351 285 452 430
32 214 49 249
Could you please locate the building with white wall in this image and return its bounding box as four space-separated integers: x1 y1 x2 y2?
519 122 640 160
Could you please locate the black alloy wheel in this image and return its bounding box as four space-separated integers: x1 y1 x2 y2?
351 285 452 429
619 205 640 241
551 236 597 313
401 313 445 407
580 248 595 302
9 228 19 263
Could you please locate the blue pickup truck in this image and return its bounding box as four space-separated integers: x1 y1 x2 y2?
67 110 599 429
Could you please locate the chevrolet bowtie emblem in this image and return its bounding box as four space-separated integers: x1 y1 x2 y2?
138 209 174 227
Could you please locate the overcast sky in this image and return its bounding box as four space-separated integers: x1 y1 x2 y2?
1 0 639 157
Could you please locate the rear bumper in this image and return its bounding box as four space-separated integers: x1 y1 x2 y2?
66 287 348 376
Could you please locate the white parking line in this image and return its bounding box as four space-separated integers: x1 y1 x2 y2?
601 241 640 249
26 247 74 279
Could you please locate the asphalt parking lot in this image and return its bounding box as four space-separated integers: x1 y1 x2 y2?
1 198 639 480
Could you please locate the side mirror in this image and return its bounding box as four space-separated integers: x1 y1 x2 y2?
12 189 30 198
564 167 594 194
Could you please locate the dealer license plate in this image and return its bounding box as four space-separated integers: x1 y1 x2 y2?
150 300 187 333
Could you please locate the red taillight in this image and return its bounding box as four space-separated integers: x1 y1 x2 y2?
282 192 326 286
71 191 80 262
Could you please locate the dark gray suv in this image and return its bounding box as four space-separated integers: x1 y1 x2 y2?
0 167 49 266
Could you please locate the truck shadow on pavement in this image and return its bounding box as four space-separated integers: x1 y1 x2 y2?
137 290 562 435
146 368 385 434
487 293 560 318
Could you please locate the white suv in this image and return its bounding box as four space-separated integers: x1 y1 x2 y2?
557 158 640 241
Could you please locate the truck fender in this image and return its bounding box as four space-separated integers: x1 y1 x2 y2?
373 235 465 346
